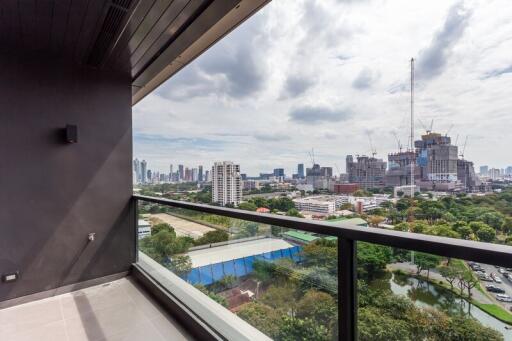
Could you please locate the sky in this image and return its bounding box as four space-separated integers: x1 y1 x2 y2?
133 0 512 176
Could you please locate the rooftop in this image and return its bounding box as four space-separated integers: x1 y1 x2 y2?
187 238 293 267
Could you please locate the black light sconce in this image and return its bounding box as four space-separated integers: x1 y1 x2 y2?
65 124 78 143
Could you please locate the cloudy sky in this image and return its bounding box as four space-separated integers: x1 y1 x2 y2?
133 0 512 176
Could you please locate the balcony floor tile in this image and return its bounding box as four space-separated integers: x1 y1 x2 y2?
0 277 195 341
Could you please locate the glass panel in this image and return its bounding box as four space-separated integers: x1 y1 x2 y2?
356 243 508 341
137 201 339 340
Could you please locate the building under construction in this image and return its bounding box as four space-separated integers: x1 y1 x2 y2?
346 155 387 189
414 132 459 191
385 151 420 187
384 131 482 192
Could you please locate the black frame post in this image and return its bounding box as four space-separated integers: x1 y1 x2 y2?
339 238 357 341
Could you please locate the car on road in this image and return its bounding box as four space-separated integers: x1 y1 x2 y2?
478 272 493 281
496 294 512 302
486 285 506 293
499 268 507 274
491 273 503 283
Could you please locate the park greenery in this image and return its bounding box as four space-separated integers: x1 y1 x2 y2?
365 189 512 245
233 239 502 340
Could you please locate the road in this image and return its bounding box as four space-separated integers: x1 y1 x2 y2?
477 263 512 311
388 262 493 304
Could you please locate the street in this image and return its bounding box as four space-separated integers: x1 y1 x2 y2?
477 263 512 311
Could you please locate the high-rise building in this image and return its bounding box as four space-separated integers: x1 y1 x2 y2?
457 160 481 192
133 159 141 183
141 160 147 184
212 161 242 206
273 168 285 177
480 165 489 176
297 164 304 178
178 164 184 180
346 155 387 189
305 164 333 190
385 151 419 187
198 165 203 182
506 166 512 176
415 133 459 190
147 169 152 183
192 168 198 182
205 170 210 182
489 168 501 180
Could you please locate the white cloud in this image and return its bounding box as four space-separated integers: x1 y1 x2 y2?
133 0 512 175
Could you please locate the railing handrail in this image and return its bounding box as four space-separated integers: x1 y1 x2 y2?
134 194 512 268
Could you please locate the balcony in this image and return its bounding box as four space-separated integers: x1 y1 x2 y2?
1 0 512 340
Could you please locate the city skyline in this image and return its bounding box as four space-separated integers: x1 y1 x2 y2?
133 0 512 175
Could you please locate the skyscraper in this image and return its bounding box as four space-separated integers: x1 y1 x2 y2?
480 165 489 176
198 165 203 182
141 160 147 184
133 159 140 183
273 168 285 178
212 161 242 206
178 164 184 181
297 164 304 178
346 155 387 189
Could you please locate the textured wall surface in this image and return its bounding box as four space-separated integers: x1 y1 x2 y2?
0 54 135 302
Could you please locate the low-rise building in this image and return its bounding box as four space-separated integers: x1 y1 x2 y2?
293 195 346 214
138 219 151 239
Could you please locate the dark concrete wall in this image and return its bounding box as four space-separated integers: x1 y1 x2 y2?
0 54 135 302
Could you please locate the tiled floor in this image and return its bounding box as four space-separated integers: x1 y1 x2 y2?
0 277 195 341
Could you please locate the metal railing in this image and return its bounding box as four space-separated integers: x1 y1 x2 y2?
133 194 512 341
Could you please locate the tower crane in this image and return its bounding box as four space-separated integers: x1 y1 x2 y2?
308 148 316 166
392 132 403 152
459 136 468 160
367 132 377 157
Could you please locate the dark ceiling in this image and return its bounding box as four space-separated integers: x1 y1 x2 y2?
0 0 269 104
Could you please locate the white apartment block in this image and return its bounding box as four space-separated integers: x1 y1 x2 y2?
212 161 242 206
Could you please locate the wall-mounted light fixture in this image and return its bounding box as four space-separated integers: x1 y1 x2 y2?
65 124 78 143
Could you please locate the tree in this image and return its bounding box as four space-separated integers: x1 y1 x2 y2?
194 230 229 246
302 239 337 274
139 228 193 264
237 302 282 338
167 255 192 276
393 222 409 232
367 215 385 227
194 285 228 307
357 242 392 280
151 222 173 235
476 224 496 242
286 208 304 218
260 284 297 313
253 259 276 284
276 316 330 341
414 252 441 280
438 265 462 291
238 202 258 211
479 212 505 231
296 290 337 325
460 270 479 298
358 307 411 341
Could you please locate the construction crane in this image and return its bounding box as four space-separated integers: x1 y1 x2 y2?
459 136 468 160
392 132 403 152
428 119 434 134
367 132 377 157
454 134 459 147
418 118 434 134
308 148 316 166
